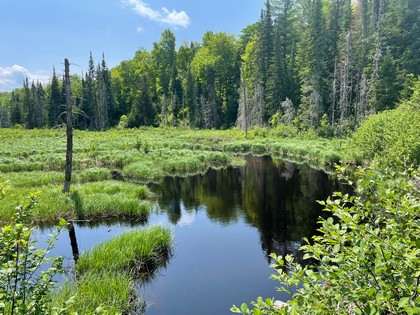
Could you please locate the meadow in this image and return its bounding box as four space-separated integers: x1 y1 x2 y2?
0 127 351 223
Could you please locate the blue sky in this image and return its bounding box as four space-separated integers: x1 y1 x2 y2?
0 0 264 92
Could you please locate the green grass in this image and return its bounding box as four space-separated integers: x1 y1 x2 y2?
52 271 137 314
52 226 172 314
71 181 151 221
76 226 172 277
0 127 351 223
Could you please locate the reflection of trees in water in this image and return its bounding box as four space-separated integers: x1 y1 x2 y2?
240 156 335 263
153 156 336 262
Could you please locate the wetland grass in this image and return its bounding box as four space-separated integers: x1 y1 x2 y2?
52 271 136 314
0 127 349 223
52 226 172 314
76 226 172 277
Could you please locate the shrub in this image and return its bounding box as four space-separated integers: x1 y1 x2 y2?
352 87 420 170
0 182 67 314
232 165 420 314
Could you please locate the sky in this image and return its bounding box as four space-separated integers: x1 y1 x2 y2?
0 0 264 92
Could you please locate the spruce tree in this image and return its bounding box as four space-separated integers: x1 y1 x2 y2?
299 0 328 127
48 67 62 127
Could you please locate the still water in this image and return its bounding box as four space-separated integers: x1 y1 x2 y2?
36 155 338 315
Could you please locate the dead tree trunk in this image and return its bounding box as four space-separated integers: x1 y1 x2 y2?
62 58 73 194
61 59 80 263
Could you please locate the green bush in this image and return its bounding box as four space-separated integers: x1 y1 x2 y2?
352 90 420 170
232 165 420 314
0 183 67 315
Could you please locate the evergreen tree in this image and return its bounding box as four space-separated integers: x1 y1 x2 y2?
81 52 96 129
48 67 62 127
10 92 23 126
298 0 328 127
127 75 155 127
94 56 112 130
257 0 274 87
31 81 45 128
185 66 199 127
23 78 35 129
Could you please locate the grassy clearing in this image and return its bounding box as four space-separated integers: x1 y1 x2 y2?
0 127 351 223
52 226 172 314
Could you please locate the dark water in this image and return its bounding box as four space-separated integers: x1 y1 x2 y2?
36 156 338 315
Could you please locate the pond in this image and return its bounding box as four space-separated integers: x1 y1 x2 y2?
36 155 340 315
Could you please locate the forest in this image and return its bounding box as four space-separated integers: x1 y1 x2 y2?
0 0 419 135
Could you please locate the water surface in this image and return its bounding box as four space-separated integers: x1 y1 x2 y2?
37 156 338 315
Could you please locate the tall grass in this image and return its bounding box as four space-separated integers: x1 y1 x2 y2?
52 271 137 314
71 181 151 221
52 226 172 313
76 226 172 277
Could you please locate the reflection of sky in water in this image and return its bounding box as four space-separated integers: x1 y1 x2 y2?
177 206 196 227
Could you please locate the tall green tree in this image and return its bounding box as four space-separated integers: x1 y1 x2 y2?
47 67 62 127
127 75 155 127
298 0 328 127
10 92 23 126
81 52 96 129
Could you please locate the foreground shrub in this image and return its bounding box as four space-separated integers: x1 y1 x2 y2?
0 183 67 315
232 165 420 314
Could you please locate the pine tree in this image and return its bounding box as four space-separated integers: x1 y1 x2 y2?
299 0 328 127
48 67 62 127
94 55 111 130
127 75 155 127
81 52 96 129
185 66 199 127
10 92 23 126
23 78 35 129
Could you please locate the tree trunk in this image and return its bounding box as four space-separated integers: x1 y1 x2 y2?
62 58 73 194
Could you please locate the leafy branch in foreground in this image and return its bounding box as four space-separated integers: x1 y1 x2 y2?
0 183 67 315
232 165 420 314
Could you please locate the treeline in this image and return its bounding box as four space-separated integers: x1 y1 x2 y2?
0 0 419 134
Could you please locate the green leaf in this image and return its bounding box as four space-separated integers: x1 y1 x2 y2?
240 303 249 314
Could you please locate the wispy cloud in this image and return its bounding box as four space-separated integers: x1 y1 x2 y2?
123 0 190 28
0 65 50 92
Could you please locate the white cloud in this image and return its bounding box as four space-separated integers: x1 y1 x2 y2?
136 26 143 32
0 65 50 92
123 0 190 28
161 7 190 28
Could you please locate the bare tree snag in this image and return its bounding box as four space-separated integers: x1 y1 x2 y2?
62 58 73 194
